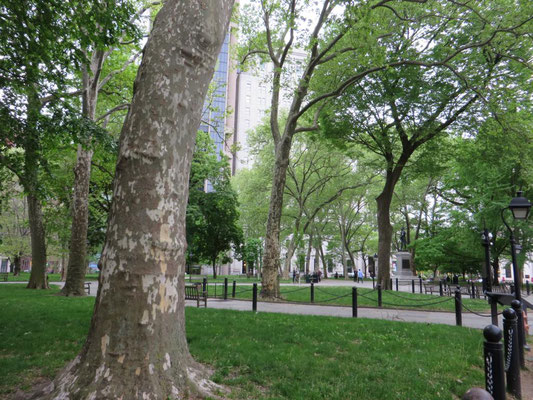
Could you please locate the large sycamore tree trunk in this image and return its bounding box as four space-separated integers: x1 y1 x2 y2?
39 1 233 398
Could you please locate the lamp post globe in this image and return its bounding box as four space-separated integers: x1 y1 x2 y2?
509 191 531 220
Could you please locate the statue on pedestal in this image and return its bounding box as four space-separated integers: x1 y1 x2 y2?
400 227 407 251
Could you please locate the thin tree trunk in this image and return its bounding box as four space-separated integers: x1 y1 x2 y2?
39 1 233 398
318 242 327 279
283 237 296 279
313 245 320 272
26 192 48 289
304 233 313 275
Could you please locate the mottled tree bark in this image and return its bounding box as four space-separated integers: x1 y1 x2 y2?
38 1 233 398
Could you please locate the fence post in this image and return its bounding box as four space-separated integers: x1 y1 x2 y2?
372 276 375 289
224 278 228 300
311 282 315 303
455 288 462 326
511 300 525 368
352 287 357 318
471 281 476 299
526 280 530 296
377 284 382 308
252 283 257 312
483 325 505 400
439 280 444 297
419 277 423 294
395 278 399 291
503 308 521 398
202 277 207 294
412 279 415 293
232 280 236 298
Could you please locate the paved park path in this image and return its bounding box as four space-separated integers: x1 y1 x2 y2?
3 279 532 333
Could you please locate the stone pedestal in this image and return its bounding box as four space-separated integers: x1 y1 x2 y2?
394 252 414 278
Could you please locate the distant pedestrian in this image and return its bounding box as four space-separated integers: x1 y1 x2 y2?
292 269 296 283
358 269 364 283
317 270 322 282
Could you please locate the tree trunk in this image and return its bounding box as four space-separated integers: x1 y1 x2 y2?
262 136 292 298
61 146 93 296
62 50 102 296
313 245 320 273
13 253 21 276
376 187 394 290
492 255 500 286
39 1 233 398
304 233 313 275
318 242 327 279
212 259 217 280
283 231 298 279
26 191 48 289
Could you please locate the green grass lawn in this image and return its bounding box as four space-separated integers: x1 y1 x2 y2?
0 284 486 399
207 282 497 313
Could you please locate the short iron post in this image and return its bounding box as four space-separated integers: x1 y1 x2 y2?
455 288 462 326
252 283 257 312
377 284 382 308
439 280 444 297
419 277 423 294
310 282 315 303
490 297 499 327
352 287 358 318
483 325 505 400
503 308 521 398
372 276 375 289
395 278 399 291
232 280 236 298
389 278 392 290
202 277 207 293
511 300 525 368
412 279 415 293
223 278 228 300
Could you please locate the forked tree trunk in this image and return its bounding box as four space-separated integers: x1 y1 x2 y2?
38 1 233 398
61 146 93 296
62 52 102 296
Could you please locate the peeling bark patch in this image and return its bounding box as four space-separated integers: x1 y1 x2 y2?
101 335 109 357
140 310 150 325
163 353 171 371
117 355 125 364
149 363 154 375
135 367 141 376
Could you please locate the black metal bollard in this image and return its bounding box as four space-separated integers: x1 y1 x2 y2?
439 280 444 297
396 278 399 291
503 308 521 398
252 283 257 312
510 300 525 368
412 279 415 293
224 278 228 300
455 288 462 327
232 280 236 298
202 277 207 293
390 278 393 290
462 387 496 400
483 325 505 400
419 277 423 294
352 287 358 318
471 281 476 299
311 282 315 303
377 284 382 308
372 276 375 289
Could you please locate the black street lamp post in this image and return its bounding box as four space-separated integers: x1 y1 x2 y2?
481 229 493 293
501 191 531 368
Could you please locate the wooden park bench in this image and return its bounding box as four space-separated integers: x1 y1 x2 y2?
185 284 207 308
423 283 438 295
1 273 8 282
84 282 92 295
